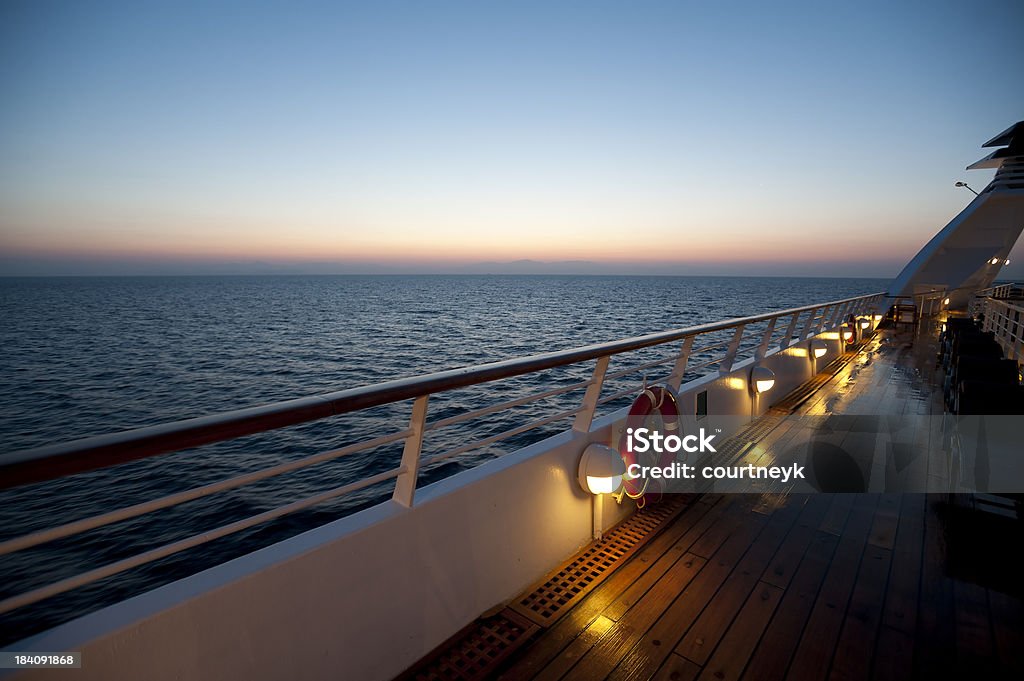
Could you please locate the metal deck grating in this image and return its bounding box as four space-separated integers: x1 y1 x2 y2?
709 415 785 464
400 609 539 681
509 496 689 627
769 348 860 414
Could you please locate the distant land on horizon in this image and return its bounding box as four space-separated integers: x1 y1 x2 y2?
0 256 921 279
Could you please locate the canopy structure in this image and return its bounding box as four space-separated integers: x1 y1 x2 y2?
888 121 1024 307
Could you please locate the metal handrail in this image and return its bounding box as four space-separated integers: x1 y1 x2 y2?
0 291 886 489
982 298 1024 364
969 282 1021 318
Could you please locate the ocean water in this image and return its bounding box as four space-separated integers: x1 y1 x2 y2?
0 274 886 643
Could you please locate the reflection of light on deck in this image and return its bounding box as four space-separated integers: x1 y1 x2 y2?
789 348 809 358
587 615 614 636
819 332 841 340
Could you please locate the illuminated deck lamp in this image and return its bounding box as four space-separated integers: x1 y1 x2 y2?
579 443 626 539
578 443 625 495
859 318 870 329
811 339 828 359
943 297 950 306
841 328 855 343
751 366 776 394
990 257 1001 265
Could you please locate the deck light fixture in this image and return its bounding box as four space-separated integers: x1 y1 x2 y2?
943 298 950 305
751 366 776 394
578 443 625 495
842 329 854 342
990 257 1001 265
955 181 979 196
859 319 870 329
811 340 828 359
1005 259 1011 266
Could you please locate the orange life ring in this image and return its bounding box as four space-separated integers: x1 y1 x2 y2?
618 385 681 508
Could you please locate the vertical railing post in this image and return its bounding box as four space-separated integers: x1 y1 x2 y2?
799 308 818 343
392 394 429 508
720 324 746 373
781 311 801 349
755 317 777 360
668 336 695 391
819 303 839 334
821 303 840 334
839 300 852 328
573 355 610 433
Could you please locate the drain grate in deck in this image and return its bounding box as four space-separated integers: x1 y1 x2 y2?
509 496 689 627
398 608 539 681
769 352 854 414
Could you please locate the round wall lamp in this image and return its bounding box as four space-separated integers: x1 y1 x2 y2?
811 339 828 359
859 318 870 329
751 366 776 394
578 443 625 495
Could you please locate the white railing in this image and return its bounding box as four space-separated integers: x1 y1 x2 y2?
0 291 885 618
969 282 1021 318
982 298 1024 365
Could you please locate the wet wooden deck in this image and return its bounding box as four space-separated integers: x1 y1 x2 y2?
497 324 1024 680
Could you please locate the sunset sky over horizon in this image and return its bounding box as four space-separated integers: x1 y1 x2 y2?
2 0 1023 277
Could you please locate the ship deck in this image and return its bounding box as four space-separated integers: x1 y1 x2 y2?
495 323 1024 680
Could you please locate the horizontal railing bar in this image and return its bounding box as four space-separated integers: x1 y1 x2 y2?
423 379 590 433
596 385 641 406
690 340 730 355
0 466 406 616
0 292 884 490
0 429 411 557
687 357 723 371
603 355 676 381
596 371 677 407
422 407 579 465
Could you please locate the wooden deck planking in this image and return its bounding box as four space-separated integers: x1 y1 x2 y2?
988 588 1024 676
912 494 957 680
559 550 708 681
879 493 926 635
604 497 736 621
674 497 804 665
827 541 893 681
650 654 701 681
600 507 773 681
785 494 881 680
741 530 840 680
760 493 833 589
695 581 783 681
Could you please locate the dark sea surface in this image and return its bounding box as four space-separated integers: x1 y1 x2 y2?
0 275 886 643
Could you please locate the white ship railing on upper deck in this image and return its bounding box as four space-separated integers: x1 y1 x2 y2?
0 291 885 618
981 298 1024 364
969 283 1022 319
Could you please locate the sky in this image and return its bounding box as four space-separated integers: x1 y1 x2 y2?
1 0 1022 277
